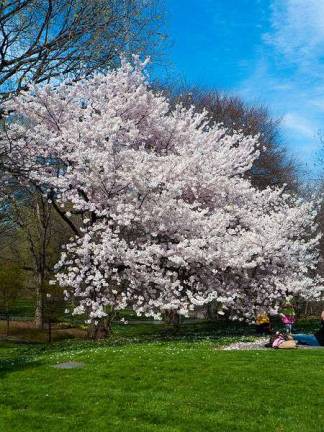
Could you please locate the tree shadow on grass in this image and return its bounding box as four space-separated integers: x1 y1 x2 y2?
0 356 43 378
0 341 43 378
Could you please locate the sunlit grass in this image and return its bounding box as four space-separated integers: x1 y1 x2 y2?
1 333 323 431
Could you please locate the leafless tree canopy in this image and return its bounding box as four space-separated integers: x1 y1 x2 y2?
0 0 165 100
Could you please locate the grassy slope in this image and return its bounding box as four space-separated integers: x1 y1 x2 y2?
0 338 324 432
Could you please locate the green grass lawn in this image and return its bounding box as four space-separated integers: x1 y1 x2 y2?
1 336 323 432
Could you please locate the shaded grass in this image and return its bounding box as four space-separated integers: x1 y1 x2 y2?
0 315 321 347
0 318 256 344
0 320 258 367
0 340 323 432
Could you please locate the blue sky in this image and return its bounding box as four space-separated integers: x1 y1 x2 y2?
155 0 324 177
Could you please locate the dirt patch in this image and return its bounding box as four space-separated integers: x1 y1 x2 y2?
0 320 86 343
53 361 85 369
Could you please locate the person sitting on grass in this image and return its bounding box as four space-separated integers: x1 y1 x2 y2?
265 331 297 349
279 302 296 334
293 311 324 347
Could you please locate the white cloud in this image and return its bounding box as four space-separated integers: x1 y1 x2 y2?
236 1 324 173
282 113 317 139
265 0 324 71
310 99 324 112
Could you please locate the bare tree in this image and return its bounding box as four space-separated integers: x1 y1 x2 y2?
1 186 74 328
0 0 165 102
0 261 24 335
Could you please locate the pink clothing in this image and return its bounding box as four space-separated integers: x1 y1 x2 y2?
272 335 285 348
281 315 295 325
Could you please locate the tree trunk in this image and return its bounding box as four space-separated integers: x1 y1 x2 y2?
6 311 10 337
207 303 215 320
165 310 182 328
34 278 44 329
87 315 115 340
87 321 109 340
95 321 109 340
48 321 52 343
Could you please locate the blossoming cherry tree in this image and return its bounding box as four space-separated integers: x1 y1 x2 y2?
4 58 323 337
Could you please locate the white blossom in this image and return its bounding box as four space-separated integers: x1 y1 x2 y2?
3 57 323 323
